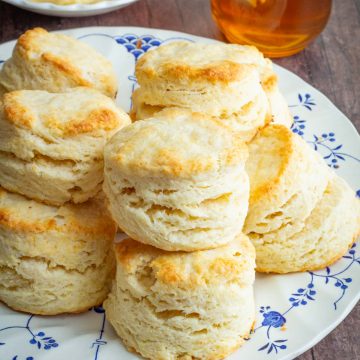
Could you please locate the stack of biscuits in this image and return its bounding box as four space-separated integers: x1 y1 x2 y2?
103 108 257 359
102 41 359 360
0 28 359 360
0 28 131 315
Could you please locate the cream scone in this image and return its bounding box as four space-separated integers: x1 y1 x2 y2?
250 175 360 273
104 234 256 360
131 88 272 142
0 188 117 315
104 108 249 251
261 69 293 128
0 27 117 98
244 124 330 235
135 41 264 116
134 41 291 126
0 88 130 205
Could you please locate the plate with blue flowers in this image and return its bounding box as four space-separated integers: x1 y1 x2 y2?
0 27 359 360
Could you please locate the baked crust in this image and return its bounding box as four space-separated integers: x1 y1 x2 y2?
0 28 117 98
105 108 248 179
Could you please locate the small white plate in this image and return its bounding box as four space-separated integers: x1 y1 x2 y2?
1 0 138 17
0 27 359 360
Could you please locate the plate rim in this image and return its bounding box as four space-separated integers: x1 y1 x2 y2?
1 0 138 13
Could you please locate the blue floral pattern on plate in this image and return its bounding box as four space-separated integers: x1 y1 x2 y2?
289 93 316 111
0 315 58 359
255 244 359 354
289 98 360 169
114 34 162 59
91 306 107 360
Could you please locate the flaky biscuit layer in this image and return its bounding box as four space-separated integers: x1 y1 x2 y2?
0 28 117 97
0 188 116 314
104 109 249 251
104 234 255 360
0 88 130 205
251 175 360 273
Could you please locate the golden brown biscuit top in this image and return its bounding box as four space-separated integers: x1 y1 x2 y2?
136 41 269 84
0 187 116 237
246 124 302 202
15 27 117 97
262 73 278 92
3 88 130 138
115 233 255 288
105 108 248 179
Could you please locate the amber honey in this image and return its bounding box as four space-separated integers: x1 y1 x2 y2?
211 0 332 57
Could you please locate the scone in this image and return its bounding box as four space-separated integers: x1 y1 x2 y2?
0 88 130 205
0 27 117 98
133 41 292 130
104 234 256 360
261 69 293 128
0 188 117 315
244 124 330 235
251 175 360 273
104 108 249 251
135 41 264 116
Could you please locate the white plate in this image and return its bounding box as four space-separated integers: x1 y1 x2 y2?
0 27 359 360
1 0 138 17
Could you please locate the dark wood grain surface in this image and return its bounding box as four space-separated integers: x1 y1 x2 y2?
0 0 359 359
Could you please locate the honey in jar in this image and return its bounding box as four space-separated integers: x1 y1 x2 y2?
211 0 332 57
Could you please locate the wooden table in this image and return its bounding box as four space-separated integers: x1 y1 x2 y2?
0 0 359 359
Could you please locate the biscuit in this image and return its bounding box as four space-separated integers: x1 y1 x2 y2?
0 88 130 205
135 41 291 126
261 69 293 127
135 41 265 117
104 108 249 251
131 87 272 141
130 88 163 120
0 188 117 315
250 175 360 273
0 28 117 98
244 124 330 234
103 234 256 360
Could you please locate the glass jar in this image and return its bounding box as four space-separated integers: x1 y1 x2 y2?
211 0 332 57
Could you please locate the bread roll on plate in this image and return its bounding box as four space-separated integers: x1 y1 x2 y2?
244 124 330 235
0 88 130 205
135 41 264 116
261 69 293 128
0 188 116 315
104 108 249 251
104 233 255 360
251 175 360 273
133 41 292 129
0 27 117 98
